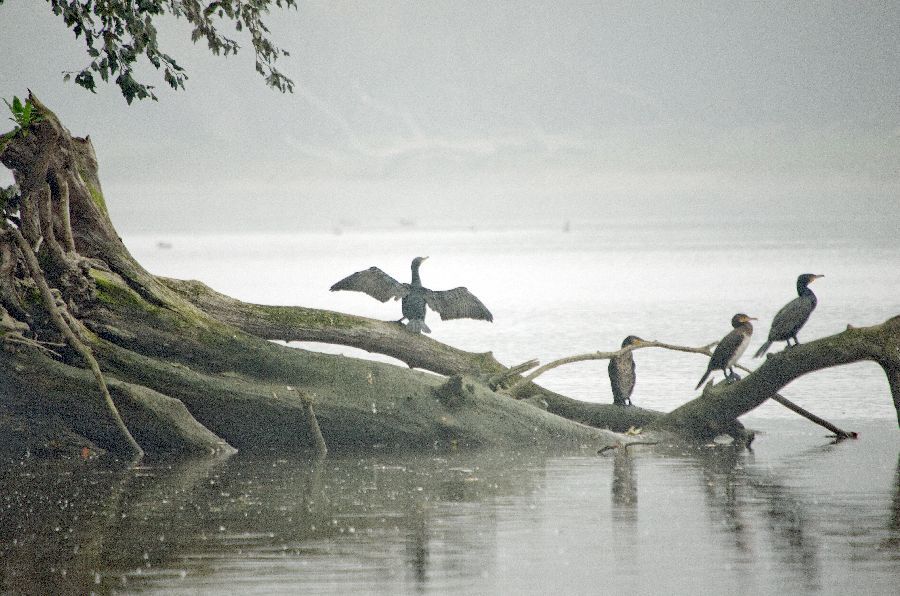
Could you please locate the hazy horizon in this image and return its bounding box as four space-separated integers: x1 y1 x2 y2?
1 1 898 234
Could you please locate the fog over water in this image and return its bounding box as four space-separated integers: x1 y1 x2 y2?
1 1 898 233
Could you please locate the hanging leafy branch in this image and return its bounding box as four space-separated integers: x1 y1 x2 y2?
4 0 297 104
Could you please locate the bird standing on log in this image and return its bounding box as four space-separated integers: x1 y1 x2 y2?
696 314 756 389
609 335 644 406
754 274 823 357
329 256 493 334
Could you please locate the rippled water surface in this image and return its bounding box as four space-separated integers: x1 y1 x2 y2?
1 421 897 594
2 225 898 593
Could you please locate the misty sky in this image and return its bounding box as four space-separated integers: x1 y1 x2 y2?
1 1 898 233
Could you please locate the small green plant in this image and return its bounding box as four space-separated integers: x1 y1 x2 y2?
3 96 43 139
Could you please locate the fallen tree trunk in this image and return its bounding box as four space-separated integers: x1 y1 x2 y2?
0 95 625 456
650 317 900 439
0 95 896 458
161 276 510 377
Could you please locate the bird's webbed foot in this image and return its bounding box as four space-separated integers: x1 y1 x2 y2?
725 371 743 383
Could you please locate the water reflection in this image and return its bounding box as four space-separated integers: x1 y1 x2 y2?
0 421 896 594
695 446 752 557
611 449 637 513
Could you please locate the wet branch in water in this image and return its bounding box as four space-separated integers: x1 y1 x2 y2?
510 338 857 438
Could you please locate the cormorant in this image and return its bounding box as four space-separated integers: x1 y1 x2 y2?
329 256 493 334
609 335 644 406
696 313 756 389
754 273 823 357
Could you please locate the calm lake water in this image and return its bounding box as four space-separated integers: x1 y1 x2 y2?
1 421 897 594
2 224 898 593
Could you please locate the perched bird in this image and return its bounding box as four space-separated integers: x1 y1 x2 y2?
609 335 644 406
754 274 824 357
695 314 756 390
329 256 493 334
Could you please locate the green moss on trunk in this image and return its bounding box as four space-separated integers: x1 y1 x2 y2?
89 268 153 311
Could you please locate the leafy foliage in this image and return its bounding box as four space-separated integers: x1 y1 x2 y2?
2 96 43 140
7 0 297 104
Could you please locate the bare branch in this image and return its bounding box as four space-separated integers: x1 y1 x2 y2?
509 340 717 396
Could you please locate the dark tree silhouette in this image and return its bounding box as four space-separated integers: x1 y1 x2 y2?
0 0 296 103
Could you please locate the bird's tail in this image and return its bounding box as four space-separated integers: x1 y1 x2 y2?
754 341 772 358
695 369 712 390
406 319 431 334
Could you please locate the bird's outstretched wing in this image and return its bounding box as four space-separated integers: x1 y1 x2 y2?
330 267 409 302
424 287 493 321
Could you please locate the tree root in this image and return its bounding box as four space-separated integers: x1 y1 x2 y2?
10 225 143 457
50 169 76 253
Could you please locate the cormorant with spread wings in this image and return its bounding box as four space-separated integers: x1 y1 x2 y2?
330 257 493 334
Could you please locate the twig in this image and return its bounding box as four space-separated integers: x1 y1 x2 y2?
509 340 716 396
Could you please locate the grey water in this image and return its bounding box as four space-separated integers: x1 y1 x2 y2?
2 223 898 593
1 422 897 594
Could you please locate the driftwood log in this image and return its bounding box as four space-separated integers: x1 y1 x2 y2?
1 95 897 458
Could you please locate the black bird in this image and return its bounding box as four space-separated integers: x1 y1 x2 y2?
696 313 756 390
754 273 823 357
329 256 493 334
609 335 644 406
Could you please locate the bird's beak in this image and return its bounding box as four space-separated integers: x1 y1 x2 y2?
812 274 824 281
747 316 758 321
422 256 429 261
